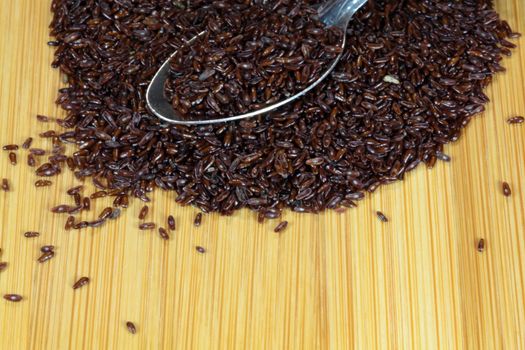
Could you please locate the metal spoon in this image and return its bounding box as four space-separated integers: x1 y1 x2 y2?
146 0 368 125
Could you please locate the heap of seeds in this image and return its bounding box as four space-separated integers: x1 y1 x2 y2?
164 2 343 120
44 0 516 219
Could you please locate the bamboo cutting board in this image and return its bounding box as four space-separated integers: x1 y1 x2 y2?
0 1 524 349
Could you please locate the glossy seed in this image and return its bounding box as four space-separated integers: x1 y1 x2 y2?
65 216 75 230
126 322 137 334
82 197 91 210
477 238 485 252
167 215 175 230
139 222 155 230
40 245 55 253
376 211 389 222
73 277 90 289
24 231 40 238
0 262 7 272
35 180 52 187
21 138 33 149
502 182 511 197
3 144 19 151
1 179 9 191
274 221 288 233
38 251 55 263
27 154 36 167
99 207 113 220
8 152 16 165
3 294 23 302
194 213 202 227
138 206 149 220
158 227 169 240
507 116 524 124
196 246 206 253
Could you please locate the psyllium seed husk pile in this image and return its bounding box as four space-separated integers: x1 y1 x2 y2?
30 0 522 222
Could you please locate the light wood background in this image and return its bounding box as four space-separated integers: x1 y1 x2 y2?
0 1 524 349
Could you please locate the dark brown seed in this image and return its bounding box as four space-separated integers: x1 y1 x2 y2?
502 182 512 197
196 246 206 253
39 130 57 138
0 262 7 272
158 227 169 240
73 221 89 229
194 213 202 227
99 207 113 220
29 148 46 156
40 245 55 253
36 115 51 122
376 211 389 222
67 185 83 195
38 251 55 263
126 322 137 334
477 238 485 252
139 222 155 230
1 179 8 192
274 221 288 233
51 205 73 213
3 294 23 302
138 206 149 220
8 152 16 165
65 216 75 230
73 277 90 289
167 215 175 231
507 116 524 124
24 231 40 238
35 180 52 187
74 193 82 206
82 197 91 210
22 138 33 149
27 154 36 167
90 191 107 199
3 144 18 151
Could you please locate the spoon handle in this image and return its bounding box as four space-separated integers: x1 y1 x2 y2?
318 0 368 29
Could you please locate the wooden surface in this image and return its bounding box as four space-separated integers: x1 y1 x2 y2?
0 1 524 349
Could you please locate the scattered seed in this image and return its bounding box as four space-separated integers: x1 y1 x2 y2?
8 152 17 165
158 227 169 240
138 206 149 220
67 185 83 195
99 207 113 220
108 208 121 220
274 221 288 233
194 213 202 227
3 294 23 302
40 245 55 253
24 231 40 238
35 180 53 187
72 277 90 289
138 222 155 230
27 154 36 167
507 116 524 124
36 114 51 122
21 138 33 149
65 216 75 230
82 197 91 210
167 215 175 230
477 238 485 252
196 246 206 253
90 190 107 199
376 211 389 222
502 182 512 197
73 221 89 229
37 251 55 263
0 262 7 272
126 321 137 334
2 144 18 151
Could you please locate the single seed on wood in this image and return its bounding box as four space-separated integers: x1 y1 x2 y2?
36 114 51 122
67 185 83 195
38 251 55 263
65 216 75 230
24 231 40 238
196 246 206 253
158 227 169 240
502 182 511 197
29 148 46 156
376 211 389 222
194 213 202 227
507 116 524 124
126 322 137 334
73 277 90 289
0 262 7 272
21 137 33 149
90 190 107 199
139 222 156 230
167 215 175 230
73 221 88 229
99 207 113 220
138 206 149 220
1 179 9 191
8 152 17 165
40 245 55 253
477 238 485 252
27 154 36 167
274 221 288 233
2 144 19 151
35 180 52 187
3 294 23 302
83 197 91 210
